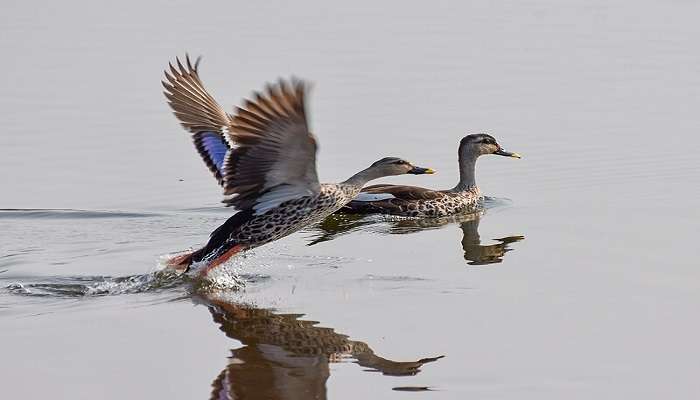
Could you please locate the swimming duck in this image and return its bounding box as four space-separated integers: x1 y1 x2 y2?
162 56 434 274
340 134 520 217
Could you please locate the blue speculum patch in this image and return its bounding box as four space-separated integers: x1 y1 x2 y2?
200 132 228 173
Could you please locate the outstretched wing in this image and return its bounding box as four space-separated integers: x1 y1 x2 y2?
223 79 320 213
162 55 232 185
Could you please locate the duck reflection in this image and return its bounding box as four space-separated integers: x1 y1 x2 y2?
458 215 524 265
197 294 443 400
308 211 523 265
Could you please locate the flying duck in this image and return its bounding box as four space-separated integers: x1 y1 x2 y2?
340 134 520 217
162 56 434 275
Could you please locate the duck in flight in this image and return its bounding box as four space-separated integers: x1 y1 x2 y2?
340 134 520 217
162 56 434 275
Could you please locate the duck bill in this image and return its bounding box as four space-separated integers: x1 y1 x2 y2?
494 149 522 158
408 166 436 175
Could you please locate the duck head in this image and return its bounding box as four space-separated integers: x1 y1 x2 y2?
368 157 436 176
459 134 521 159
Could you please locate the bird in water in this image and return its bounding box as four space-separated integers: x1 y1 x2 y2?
161 56 434 275
340 134 520 217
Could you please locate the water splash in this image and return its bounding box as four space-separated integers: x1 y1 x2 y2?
4 250 276 300
5 270 184 298
185 254 264 292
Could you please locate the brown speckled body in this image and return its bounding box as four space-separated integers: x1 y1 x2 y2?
232 184 360 247
399 188 482 217
344 187 482 218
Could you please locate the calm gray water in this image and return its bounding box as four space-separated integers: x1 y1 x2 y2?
2 1 699 399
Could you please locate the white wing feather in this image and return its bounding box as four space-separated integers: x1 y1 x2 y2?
253 185 317 215
354 193 396 202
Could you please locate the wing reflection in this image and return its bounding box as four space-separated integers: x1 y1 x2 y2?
308 211 524 265
197 294 443 400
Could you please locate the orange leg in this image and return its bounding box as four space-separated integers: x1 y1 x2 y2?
201 244 247 276
165 251 196 273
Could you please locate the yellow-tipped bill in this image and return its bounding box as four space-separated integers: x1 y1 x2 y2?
494 149 522 159
409 166 436 175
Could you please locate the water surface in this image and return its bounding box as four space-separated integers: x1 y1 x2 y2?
2 1 699 399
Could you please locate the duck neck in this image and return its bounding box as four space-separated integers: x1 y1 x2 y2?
342 167 384 188
452 151 479 192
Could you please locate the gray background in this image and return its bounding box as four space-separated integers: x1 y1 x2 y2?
1 1 699 399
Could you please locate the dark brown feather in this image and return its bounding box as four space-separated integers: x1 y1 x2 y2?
340 185 449 214
162 55 232 134
222 79 320 210
163 56 320 210
163 55 234 185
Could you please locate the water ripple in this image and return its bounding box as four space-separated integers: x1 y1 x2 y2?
0 208 159 220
